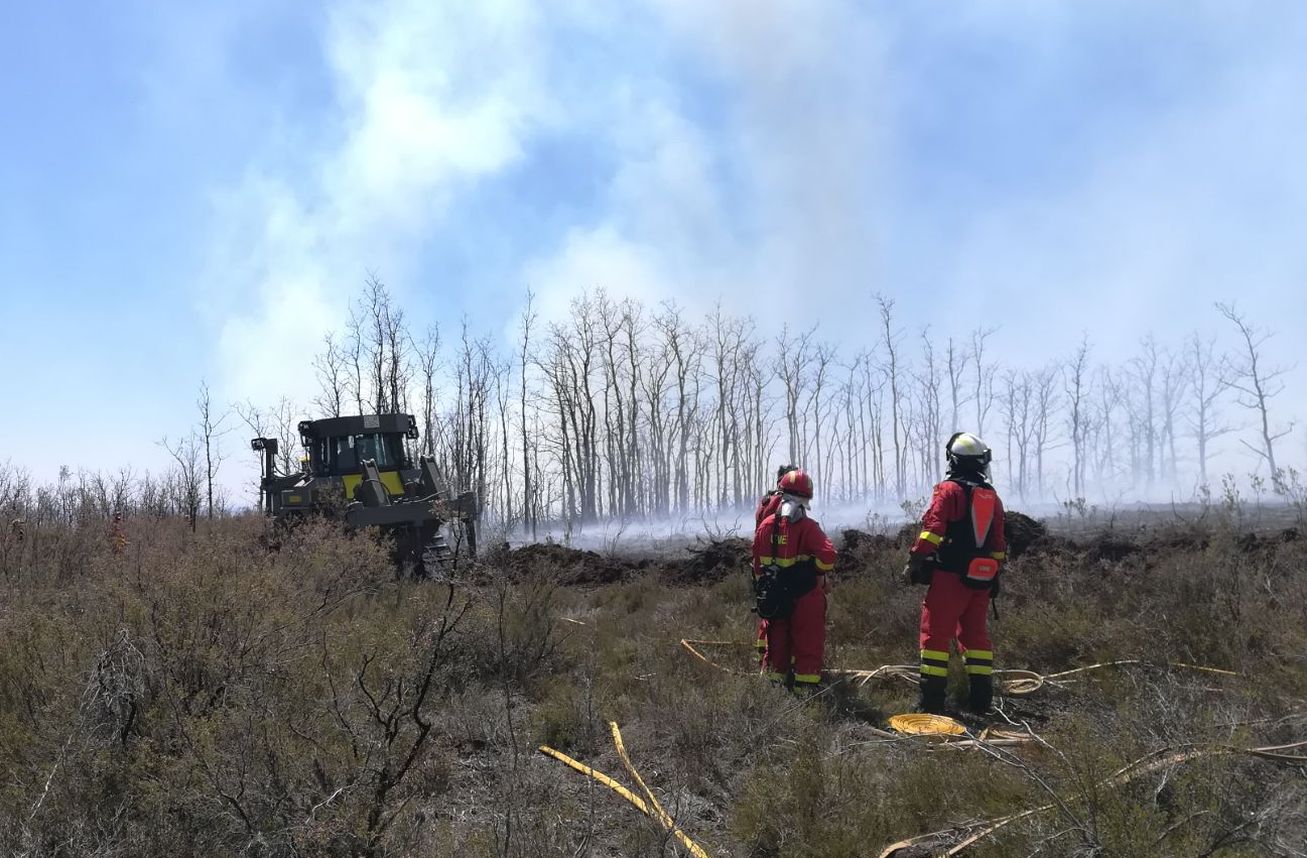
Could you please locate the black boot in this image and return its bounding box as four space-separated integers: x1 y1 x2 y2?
917 675 948 714
967 674 993 715
965 651 994 714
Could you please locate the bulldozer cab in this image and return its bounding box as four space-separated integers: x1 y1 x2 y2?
309 429 408 476
299 414 419 502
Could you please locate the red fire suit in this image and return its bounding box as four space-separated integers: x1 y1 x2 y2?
753 510 836 689
910 476 1007 712
753 491 785 667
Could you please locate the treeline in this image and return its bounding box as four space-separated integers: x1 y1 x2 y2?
2 281 1299 534
282 280 1302 531
0 463 213 530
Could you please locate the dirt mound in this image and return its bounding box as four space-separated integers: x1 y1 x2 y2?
495 536 757 587
849 511 1045 560
671 537 751 584
498 542 637 586
840 529 900 552
1003 511 1046 558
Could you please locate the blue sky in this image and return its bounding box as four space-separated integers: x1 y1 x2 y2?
2 1 1305 491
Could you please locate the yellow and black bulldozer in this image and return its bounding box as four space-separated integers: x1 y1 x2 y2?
252 413 477 573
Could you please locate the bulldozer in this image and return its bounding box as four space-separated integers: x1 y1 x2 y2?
252 413 478 573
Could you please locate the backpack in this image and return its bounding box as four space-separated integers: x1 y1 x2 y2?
938 477 1003 591
754 513 797 619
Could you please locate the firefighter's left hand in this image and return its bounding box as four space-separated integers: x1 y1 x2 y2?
901 554 924 585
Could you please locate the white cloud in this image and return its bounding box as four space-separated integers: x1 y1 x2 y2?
208 0 554 407
938 20 1307 371
202 0 1306 483
522 1 889 330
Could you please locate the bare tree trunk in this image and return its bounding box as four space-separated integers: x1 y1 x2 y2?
1126 337 1159 490
971 326 998 437
1031 367 1058 498
196 380 227 519
777 325 814 466
1187 332 1232 487
1159 348 1189 485
413 326 441 458
518 291 536 537
313 332 349 418
1217 303 1292 488
946 337 970 436
1064 337 1091 498
916 332 942 487
877 297 906 499
807 342 834 496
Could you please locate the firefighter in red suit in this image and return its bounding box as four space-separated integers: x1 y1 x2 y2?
754 469 837 694
754 464 799 669
903 433 1007 715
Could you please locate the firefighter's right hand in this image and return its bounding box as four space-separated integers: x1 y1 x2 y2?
901 554 925 586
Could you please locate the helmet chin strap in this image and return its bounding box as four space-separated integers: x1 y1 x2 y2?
948 461 989 481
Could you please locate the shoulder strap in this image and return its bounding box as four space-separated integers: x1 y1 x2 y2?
947 478 996 546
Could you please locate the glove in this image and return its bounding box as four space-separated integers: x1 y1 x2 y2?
904 551 935 585
901 554 925 586
990 574 1002 599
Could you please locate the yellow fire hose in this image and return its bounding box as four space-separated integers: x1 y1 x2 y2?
537 745 651 814
679 639 1238 697
539 722 711 858
609 721 711 858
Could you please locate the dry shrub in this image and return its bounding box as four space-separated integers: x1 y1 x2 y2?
2 513 1306 856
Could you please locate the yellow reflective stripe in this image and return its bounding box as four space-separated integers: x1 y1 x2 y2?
989 551 1006 561
754 639 768 649
920 649 950 662
965 665 994 676
965 650 993 661
815 558 834 571
919 664 949 677
342 470 405 500
757 554 821 568
919 530 944 545
794 673 821 684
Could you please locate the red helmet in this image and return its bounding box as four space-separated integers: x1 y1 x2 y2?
777 468 813 500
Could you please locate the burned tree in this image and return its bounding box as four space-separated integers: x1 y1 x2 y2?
1217 303 1294 487
195 380 228 519
313 332 349 419
1187 332 1232 487
877 296 906 499
1064 337 1092 498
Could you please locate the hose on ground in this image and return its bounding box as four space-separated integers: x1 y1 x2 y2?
679 639 1239 697
539 721 711 858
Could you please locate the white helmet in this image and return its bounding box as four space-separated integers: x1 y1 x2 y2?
946 432 992 476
